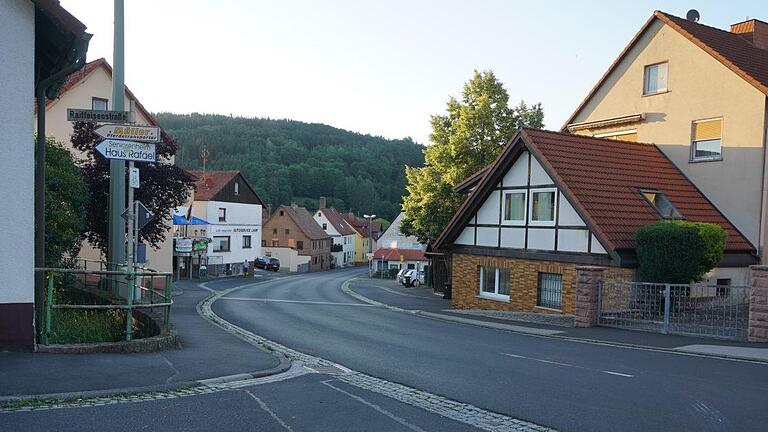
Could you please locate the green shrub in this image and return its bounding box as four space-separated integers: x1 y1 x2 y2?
636 221 726 283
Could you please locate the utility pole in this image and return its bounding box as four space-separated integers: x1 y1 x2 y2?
364 213 375 278
107 0 126 268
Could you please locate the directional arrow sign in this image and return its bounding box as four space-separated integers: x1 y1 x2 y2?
95 124 161 143
122 201 154 231
95 139 156 163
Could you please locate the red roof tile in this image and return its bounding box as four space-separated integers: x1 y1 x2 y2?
319 207 356 236
189 170 239 201
342 213 382 237
373 248 427 262
271 205 329 240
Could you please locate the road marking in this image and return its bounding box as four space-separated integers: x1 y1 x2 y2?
321 380 429 432
601 371 634 378
218 297 377 307
501 353 634 378
245 390 295 432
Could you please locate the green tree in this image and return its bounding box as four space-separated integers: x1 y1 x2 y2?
401 70 544 243
43 138 89 266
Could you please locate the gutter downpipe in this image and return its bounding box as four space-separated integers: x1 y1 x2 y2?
34 37 90 344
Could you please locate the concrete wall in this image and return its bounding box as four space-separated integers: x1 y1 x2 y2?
570 19 767 255
0 0 35 351
38 64 177 272
263 247 310 272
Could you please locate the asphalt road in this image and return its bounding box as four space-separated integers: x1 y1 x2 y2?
211 268 768 432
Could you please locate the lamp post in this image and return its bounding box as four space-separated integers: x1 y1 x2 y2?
363 214 375 277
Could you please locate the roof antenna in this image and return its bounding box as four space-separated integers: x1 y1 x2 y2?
200 147 210 174
686 9 700 22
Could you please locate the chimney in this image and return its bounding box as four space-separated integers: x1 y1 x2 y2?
319 196 327 209
265 204 272 217
291 202 298 209
731 19 768 50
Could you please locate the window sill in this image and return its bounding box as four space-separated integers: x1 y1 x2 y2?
477 294 510 303
642 89 669 97
689 157 723 164
535 306 562 313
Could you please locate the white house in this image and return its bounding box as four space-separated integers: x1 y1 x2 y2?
313 198 356 267
0 0 89 351
187 171 264 275
376 212 425 251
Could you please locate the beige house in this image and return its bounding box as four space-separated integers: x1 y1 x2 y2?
563 11 768 280
36 58 174 272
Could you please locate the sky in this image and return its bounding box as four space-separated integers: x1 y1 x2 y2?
59 0 764 145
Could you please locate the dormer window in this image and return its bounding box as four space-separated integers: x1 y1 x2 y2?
643 62 668 95
641 190 682 219
234 182 239 195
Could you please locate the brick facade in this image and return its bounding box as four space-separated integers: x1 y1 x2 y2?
452 253 634 316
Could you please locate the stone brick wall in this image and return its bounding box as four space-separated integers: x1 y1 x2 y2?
748 265 768 342
574 266 605 327
452 253 633 316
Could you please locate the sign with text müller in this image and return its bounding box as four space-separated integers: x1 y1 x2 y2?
67 108 133 123
95 139 156 163
95 124 160 143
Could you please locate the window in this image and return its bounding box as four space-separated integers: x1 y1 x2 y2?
91 97 108 110
271 240 279 247
640 190 683 219
503 192 526 223
322 223 327 230
691 118 722 161
643 62 668 95
285 228 290 235
594 130 638 142
218 208 226 222
279 210 284 216
242 235 251 249
212 236 230 252
716 278 731 297
313 256 317 264
479 266 510 301
261 240 266 247
297 241 304 250
234 182 240 195
537 273 562 310
530 190 556 225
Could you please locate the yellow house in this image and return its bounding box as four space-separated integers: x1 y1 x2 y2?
563 10 768 282
36 58 177 272
350 225 371 265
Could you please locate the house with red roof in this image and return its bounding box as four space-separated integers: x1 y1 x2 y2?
182 170 265 276
563 10 768 269
433 128 755 315
263 204 332 272
372 248 428 275
313 197 357 267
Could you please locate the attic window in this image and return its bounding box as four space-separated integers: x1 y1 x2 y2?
234 182 240 195
641 190 683 219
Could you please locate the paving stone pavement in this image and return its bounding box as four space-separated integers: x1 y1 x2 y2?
1 283 555 432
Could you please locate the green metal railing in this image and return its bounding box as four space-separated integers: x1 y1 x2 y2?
36 264 173 344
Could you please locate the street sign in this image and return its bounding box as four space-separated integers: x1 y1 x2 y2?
67 108 133 123
129 167 140 189
95 139 156 162
121 201 154 231
95 124 160 143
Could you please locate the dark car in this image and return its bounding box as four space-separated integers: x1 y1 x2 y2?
254 256 280 271
254 256 269 269
266 257 280 272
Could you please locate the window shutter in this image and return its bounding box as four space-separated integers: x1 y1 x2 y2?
694 119 722 141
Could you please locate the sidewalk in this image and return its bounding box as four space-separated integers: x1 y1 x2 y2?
347 278 768 363
0 277 288 400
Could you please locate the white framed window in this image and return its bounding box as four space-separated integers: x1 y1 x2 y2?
643 62 668 95
212 236 230 252
234 182 240 195
91 97 108 110
502 191 526 225
479 266 510 301
691 118 722 161
218 207 226 222
529 188 557 226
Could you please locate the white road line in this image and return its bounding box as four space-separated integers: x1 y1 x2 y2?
501 353 634 378
601 371 634 378
244 390 295 432
219 297 377 307
321 380 429 432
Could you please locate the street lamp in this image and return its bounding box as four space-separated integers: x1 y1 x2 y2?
363 214 375 277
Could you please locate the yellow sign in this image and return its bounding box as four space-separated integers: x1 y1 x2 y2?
400 255 404 262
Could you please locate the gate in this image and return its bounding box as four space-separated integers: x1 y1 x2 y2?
598 281 751 340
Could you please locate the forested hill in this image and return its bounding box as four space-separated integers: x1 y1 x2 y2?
155 113 424 221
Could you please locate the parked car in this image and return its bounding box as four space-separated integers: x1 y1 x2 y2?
266 257 280 272
254 256 280 271
254 256 269 269
401 269 423 287
396 269 407 283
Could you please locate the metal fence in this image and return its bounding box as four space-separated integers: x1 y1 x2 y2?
37 264 173 344
598 281 751 340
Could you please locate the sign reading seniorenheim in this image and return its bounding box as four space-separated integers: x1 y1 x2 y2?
95 139 156 162
67 108 133 123
95 124 160 142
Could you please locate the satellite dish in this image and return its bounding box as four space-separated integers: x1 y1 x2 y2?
686 9 700 22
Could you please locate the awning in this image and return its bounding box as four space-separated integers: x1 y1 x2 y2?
173 215 209 225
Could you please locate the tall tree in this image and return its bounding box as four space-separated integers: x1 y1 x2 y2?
70 122 195 255
401 70 544 243
43 138 88 266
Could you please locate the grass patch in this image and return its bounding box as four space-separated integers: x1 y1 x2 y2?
48 309 127 344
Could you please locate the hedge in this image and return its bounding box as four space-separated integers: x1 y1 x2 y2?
636 220 726 283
